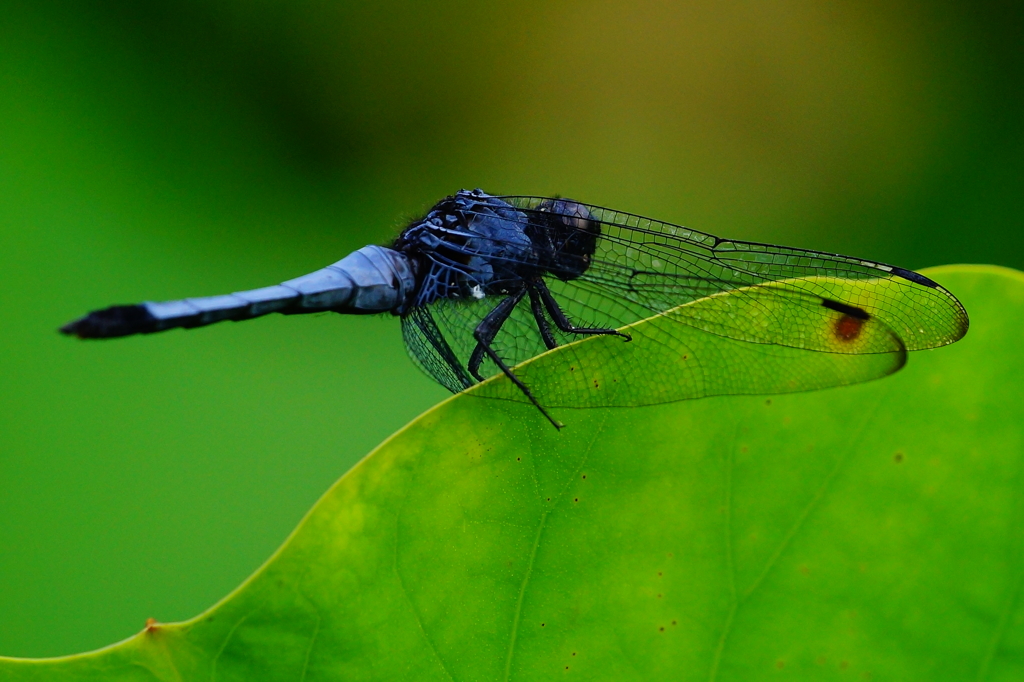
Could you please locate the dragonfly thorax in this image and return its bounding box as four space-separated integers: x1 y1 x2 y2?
527 198 601 281
393 189 600 308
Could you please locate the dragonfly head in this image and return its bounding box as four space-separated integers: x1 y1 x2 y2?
533 199 600 281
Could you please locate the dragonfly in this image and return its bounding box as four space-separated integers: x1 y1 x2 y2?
61 189 969 428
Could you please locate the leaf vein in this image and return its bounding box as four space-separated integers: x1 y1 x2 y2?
504 411 611 682
741 401 882 602
503 512 548 682
393 499 459 682
210 615 248 682
975 447 1024 681
707 432 740 682
298 610 321 682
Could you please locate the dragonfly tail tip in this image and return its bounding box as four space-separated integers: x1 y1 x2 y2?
59 305 155 339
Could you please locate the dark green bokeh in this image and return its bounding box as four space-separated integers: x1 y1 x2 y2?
0 0 1020 657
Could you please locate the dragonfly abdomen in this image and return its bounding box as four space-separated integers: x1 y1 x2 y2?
61 246 416 339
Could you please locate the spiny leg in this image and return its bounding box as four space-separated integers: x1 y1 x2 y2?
468 289 525 382
468 290 562 429
533 279 632 342
527 288 559 350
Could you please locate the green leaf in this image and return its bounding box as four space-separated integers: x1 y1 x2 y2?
2 265 1021 681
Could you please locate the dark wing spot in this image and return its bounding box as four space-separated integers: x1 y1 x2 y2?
835 315 865 341
822 298 870 320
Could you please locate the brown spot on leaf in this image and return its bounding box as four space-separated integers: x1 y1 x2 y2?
894 451 904 463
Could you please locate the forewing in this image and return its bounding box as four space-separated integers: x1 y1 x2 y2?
497 197 969 352
406 195 968 408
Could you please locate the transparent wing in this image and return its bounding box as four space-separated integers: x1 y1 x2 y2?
472 279 910 408
401 196 968 408
501 196 969 352
402 294 561 392
402 305 476 393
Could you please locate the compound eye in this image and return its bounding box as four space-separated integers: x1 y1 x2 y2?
537 199 599 235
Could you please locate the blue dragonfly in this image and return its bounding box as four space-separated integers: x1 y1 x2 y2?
62 189 969 427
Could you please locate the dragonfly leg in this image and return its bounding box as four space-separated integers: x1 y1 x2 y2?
468 290 524 382
533 280 632 342
527 288 559 350
468 290 562 429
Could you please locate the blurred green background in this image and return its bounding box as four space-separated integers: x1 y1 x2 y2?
0 0 1020 658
